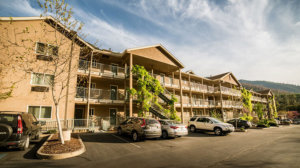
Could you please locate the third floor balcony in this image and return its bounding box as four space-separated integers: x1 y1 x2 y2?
78 59 126 79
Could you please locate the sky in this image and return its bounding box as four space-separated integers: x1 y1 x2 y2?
0 0 300 85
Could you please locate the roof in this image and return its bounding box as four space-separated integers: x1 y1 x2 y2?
257 89 273 96
207 72 242 86
0 16 96 50
126 44 184 68
207 72 231 80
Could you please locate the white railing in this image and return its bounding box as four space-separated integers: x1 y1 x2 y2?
41 117 126 132
76 87 125 103
78 60 125 79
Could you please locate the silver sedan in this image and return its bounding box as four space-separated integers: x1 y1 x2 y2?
159 120 188 138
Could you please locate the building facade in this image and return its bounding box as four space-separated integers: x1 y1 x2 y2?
0 17 275 129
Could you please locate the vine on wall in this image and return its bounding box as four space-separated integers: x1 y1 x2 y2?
241 88 253 121
128 65 179 120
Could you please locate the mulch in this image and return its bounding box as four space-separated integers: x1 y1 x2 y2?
41 133 82 154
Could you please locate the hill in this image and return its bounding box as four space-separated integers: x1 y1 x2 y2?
239 80 300 94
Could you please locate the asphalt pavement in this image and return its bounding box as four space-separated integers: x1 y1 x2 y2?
0 125 300 168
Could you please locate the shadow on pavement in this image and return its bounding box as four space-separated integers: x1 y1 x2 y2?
23 135 49 160
80 133 129 143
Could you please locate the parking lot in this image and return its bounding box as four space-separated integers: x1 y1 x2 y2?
1 125 300 168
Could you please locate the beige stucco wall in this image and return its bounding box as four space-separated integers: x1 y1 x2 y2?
0 19 80 120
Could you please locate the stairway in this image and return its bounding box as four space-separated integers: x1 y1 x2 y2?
158 88 173 104
149 103 168 119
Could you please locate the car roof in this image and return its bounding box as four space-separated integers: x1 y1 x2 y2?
0 111 27 115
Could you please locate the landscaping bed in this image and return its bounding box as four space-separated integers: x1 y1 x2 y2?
41 134 81 154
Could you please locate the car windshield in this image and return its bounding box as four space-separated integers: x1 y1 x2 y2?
146 119 159 125
209 118 222 123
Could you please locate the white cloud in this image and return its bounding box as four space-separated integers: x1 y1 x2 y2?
0 0 41 16
1 0 299 84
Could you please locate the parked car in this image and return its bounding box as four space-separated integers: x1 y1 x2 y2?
280 119 291 125
188 116 235 136
293 119 300 124
0 111 44 150
227 118 252 129
117 117 161 142
159 119 188 139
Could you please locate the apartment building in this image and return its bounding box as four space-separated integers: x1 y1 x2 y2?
0 16 274 128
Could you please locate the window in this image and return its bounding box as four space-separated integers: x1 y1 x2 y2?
169 76 173 85
92 59 97 68
36 42 58 56
90 83 96 88
89 108 94 116
31 73 54 86
28 106 52 119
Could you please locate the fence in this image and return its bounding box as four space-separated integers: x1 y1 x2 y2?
40 117 126 132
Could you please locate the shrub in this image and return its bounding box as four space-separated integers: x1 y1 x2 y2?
240 113 253 121
268 119 278 126
256 119 269 128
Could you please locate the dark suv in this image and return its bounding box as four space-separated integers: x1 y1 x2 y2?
0 111 44 150
117 117 161 142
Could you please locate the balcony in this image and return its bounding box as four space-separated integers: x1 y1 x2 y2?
75 87 125 104
215 86 241 97
78 60 125 79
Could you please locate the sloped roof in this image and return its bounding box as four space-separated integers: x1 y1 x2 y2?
126 44 184 68
207 72 241 86
258 89 273 96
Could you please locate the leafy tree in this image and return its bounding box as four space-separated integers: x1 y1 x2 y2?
254 103 265 120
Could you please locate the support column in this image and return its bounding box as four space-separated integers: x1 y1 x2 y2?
179 69 184 123
87 51 94 126
129 53 133 117
219 82 225 121
124 63 127 118
188 74 192 117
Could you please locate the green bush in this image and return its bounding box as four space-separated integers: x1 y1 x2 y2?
240 113 253 121
268 119 278 126
256 119 270 127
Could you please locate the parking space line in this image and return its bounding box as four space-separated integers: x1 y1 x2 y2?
111 134 141 149
0 153 7 160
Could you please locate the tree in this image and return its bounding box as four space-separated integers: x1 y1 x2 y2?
36 0 84 144
254 103 265 120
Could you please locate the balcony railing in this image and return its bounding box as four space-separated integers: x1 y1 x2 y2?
78 60 125 79
76 87 125 104
214 86 241 97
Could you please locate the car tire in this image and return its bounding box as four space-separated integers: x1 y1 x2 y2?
162 131 168 139
0 124 13 142
190 125 196 133
20 135 30 151
117 127 122 136
132 131 139 142
214 128 222 136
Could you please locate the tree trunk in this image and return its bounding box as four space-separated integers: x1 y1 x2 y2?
56 104 64 144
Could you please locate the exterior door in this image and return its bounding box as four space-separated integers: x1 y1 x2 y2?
111 64 118 76
111 85 117 100
196 118 206 129
109 108 117 126
75 108 84 127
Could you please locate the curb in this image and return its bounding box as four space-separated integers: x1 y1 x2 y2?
36 134 86 160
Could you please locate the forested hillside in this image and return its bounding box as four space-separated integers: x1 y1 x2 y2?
239 80 300 94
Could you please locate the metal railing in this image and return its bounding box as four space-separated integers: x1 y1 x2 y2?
78 60 125 79
76 87 125 103
40 117 126 132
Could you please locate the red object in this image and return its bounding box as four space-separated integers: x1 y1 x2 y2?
140 118 146 127
17 115 23 134
170 126 179 129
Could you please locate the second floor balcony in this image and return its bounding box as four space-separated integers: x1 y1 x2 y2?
78 60 126 79
75 87 125 104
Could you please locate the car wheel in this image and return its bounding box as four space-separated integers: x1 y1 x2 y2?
117 128 122 135
20 135 30 151
214 128 222 136
132 131 139 142
190 125 196 133
162 131 168 139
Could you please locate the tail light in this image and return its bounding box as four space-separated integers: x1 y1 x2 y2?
170 126 179 129
140 119 146 127
185 126 187 128
17 115 23 134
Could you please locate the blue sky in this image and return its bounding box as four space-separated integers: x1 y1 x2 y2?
1 0 300 85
